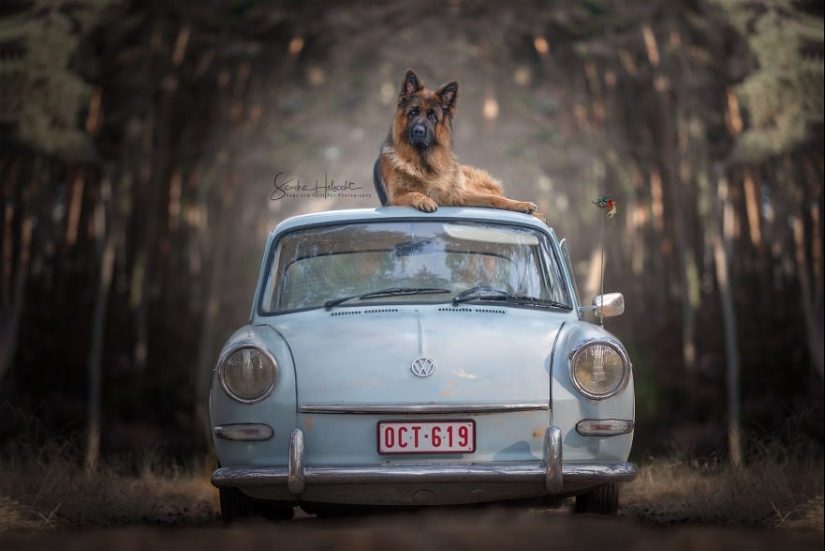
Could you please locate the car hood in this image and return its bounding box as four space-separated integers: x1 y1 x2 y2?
268 306 564 410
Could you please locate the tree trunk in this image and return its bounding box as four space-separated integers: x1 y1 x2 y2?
193 173 235 446
86 177 117 473
791 156 824 381
793 211 824 380
645 22 696 373
133 23 175 373
712 171 742 468
0 208 32 383
0 156 31 384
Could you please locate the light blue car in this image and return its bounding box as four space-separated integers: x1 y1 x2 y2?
209 206 636 522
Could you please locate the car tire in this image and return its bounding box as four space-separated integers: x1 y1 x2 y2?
219 487 256 524
574 483 619 515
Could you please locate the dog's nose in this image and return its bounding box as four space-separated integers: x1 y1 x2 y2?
412 124 426 137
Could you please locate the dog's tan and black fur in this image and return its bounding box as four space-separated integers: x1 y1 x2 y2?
374 70 539 216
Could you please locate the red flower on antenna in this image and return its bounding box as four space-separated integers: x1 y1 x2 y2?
605 198 618 218
593 194 618 218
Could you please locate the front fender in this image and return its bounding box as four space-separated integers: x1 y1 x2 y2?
209 324 297 467
551 321 635 463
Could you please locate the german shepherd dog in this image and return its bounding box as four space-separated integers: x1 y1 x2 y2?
373 70 539 217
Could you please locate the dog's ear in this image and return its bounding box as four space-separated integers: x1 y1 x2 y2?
399 70 424 104
436 81 459 114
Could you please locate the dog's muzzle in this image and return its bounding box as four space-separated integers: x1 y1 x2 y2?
409 124 431 148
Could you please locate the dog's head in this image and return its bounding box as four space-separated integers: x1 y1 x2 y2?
394 69 458 151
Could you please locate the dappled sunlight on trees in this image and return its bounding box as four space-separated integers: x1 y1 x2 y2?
0 0 822 466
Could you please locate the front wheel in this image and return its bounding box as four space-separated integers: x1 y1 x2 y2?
574 483 619 515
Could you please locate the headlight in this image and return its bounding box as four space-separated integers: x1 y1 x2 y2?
569 338 630 400
218 345 278 403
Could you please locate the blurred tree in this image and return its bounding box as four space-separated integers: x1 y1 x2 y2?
720 0 823 382
0 0 110 161
0 0 111 384
720 0 824 163
0 0 822 461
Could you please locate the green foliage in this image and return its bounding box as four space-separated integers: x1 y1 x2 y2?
0 0 112 160
720 0 824 162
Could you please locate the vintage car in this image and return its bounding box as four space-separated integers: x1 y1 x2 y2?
209 206 636 522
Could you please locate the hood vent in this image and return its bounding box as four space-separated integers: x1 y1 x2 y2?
330 308 399 317
330 307 505 317
438 307 506 315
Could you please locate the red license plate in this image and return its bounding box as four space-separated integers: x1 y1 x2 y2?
378 420 475 454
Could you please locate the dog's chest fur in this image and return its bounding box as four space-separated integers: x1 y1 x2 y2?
382 145 466 200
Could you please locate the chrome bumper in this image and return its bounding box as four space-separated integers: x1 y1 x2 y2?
211 427 637 496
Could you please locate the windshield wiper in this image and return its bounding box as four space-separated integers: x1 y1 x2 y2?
452 286 570 310
324 287 451 309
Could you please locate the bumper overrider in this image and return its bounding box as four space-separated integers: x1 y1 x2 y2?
211 427 638 504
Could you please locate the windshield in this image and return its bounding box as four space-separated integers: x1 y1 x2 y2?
261 220 572 313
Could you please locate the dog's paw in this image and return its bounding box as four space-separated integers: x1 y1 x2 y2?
532 211 547 223
414 197 439 213
519 202 538 214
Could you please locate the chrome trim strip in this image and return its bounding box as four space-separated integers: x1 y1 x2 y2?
211 425 637 494
544 426 563 492
576 419 635 436
213 423 274 441
211 462 637 489
298 403 550 414
288 428 306 494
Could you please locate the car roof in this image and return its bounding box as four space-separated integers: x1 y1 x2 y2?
271 206 553 236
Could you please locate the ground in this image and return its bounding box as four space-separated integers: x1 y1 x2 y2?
1 507 823 551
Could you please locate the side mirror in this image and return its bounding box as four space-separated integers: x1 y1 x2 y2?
593 293 624 318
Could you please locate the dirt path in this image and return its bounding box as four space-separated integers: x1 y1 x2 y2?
1 508 822 551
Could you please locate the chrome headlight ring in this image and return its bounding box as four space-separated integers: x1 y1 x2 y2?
568 337 631 400
217 340 279 404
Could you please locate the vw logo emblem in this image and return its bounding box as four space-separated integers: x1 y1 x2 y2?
410 356 436 378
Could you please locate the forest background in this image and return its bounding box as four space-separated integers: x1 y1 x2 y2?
0 0 822 473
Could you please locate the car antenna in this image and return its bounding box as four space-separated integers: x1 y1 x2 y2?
592 194 618 327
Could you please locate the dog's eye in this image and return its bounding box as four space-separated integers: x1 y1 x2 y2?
408 108 419 118
427 109 437 121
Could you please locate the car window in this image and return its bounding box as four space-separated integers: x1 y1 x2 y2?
261 221 571 313
559 238 582 310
